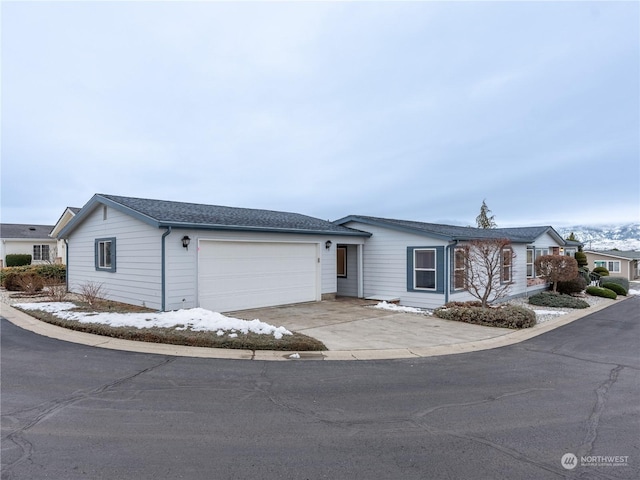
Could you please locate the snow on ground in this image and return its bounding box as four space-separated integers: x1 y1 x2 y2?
531 309 567 316
629 289 639 296
373 301 430 314
14 302 292 339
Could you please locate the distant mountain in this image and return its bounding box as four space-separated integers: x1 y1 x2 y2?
556 223 640 251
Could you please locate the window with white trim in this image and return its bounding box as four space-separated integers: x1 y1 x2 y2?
453 247 466 290
95 238 116 272
414 249 436 290
501 247 513 283
526 248 534 277
33 244 50 261
594 260 621 273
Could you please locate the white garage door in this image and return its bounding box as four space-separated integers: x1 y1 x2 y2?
198 240 319 312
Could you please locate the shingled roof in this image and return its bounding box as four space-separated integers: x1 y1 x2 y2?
333 215 564 244
0 223 55 239
58 194 370 237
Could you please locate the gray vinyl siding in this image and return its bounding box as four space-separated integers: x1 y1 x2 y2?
343 221 546 309
163 230 365 311
342 221 450 309
66 207 163 309
337 244 359 297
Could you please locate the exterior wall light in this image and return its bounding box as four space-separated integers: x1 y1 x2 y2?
182 235 191 249
325 240 332 250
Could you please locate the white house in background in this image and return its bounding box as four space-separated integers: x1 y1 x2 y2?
0 224 57 267
49 207 81 265
333 216 567 310
584 250 640 281
57 194 370 312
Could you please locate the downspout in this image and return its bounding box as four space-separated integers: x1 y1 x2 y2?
64 239 69 292
161 227 172 312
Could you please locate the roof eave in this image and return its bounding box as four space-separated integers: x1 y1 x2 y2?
158 221 372 237
334 215 454 241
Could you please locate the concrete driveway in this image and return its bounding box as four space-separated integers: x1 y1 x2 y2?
2 295 620 361
226 297 522 351
225 296 622 359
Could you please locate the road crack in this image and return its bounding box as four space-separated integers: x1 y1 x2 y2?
1 356 175 478
576 364 624 459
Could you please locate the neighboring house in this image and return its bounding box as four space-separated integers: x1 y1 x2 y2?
333 216 567 310
584 250 640 281
49 207 81 264
0 224 57 267
562 238 583 258
57 194 370 312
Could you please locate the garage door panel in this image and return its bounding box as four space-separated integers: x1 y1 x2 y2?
198 241 318 312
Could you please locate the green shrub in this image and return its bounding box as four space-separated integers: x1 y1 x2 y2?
586 286 617 299
601 282 627 296
33 264 66 282
5 254 32 267
556 276 588 295
574 251 588 268
593 266 610 276
2 271 44 292
528 292 589 309
578 267 591 285
1 265 66 291
434 304 536 329
598 276 629 291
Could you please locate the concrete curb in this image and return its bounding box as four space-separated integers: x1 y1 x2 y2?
0 298 624 361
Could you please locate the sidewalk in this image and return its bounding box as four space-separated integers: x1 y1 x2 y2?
0 294 623 361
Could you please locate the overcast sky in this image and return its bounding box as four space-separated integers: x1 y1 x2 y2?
2 1 638 228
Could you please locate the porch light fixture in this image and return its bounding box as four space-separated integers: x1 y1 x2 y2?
181 235 191 249
325 240 332 250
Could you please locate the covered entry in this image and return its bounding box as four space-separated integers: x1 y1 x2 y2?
198 240 320 312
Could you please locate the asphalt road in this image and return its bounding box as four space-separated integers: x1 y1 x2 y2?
2 297 639 480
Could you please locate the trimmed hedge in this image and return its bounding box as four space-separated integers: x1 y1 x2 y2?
5 254 32 267
556 276 588 295
599 276 629 291
528 292 589 309
1 265 66 291
586 286 617 299
592 266 610 276
434 303 536 329
601 282 627 296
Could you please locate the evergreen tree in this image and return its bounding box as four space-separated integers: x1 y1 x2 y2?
566 232 578 241
476 200 497 229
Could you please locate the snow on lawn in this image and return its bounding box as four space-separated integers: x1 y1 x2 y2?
532 309 568 316
14 302 292 339
373 301 429 314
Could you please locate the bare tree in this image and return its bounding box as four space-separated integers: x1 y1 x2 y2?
462 238 515 307
534 255 579 293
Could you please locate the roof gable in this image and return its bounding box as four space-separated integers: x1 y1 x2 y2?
58 194 370 238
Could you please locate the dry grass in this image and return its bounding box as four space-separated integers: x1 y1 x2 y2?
14 300 327 352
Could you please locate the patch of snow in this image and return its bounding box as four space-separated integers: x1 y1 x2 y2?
628 289 639 296
373 301 428 314
289 353 301 359
14 303 292 339
532 309 567 316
